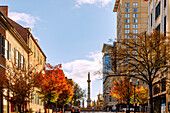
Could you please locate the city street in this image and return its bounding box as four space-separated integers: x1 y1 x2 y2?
0 0 169 113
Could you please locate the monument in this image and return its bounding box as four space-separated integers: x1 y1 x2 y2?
82 99 84 108
87 72 91 109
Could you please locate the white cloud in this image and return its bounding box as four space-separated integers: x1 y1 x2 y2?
62 52 103 90
75 0 113 7
9 12 40 28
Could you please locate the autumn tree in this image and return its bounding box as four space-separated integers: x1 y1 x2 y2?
56 83 73 113
109 77 134 111
114 30 170 113
0 63 42 112
134 86 148 113
72 82 85 107
37 63 67 113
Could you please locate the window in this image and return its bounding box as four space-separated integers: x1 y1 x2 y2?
133 51 137 54
125 8 130 12
133 24 138 28
153 84 160 95
109 96 112 102
125 3 130 7
40 55 42 65
164 16 166 35
35 93 37 104
155 2 161 20
133 3 138 7
125 30 130 34
37 50 39 62
5 40 8 59
164 0 166 8
133 19 138 23
125 24 130 28
21 55 24 70
161 79 166 92
18 53 21 69
125 14 130 18
133 14 138 17
9 42 11 61
133 30 138 33
133 35 137 39
14 48 25 70
125 19 130 23
0 37 11 61
14 49 18 67
133 8 138 12
125 35 129 39
34 45 36 58
151 13 152 27
30 40 32 50
0 35 5 56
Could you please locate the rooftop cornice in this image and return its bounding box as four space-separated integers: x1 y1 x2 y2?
0 12 31 53
113 0 120 12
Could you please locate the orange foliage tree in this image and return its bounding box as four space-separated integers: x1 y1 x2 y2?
37 63 68 113
134 86 148 112
56 83 73 113
109 77 134 107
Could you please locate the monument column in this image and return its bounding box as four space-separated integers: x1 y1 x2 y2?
87 72 91 109
82 99 84 108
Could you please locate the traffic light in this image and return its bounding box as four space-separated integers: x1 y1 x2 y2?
74 89 77 92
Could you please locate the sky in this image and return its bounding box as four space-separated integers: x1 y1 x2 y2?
0 0 117 102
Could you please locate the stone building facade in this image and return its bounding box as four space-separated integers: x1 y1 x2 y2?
0 6 46 113
147 0 170 112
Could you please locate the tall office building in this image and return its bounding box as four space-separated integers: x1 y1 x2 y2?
147 0 170 112
113 0 149 112
113 0 148 41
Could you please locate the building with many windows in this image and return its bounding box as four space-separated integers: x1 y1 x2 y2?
113 0 148 42
102 43 118 111
147 0 170 112
0 6 46 113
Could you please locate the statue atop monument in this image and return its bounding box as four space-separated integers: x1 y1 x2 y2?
87 72 91 109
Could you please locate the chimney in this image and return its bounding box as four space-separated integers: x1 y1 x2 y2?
0 6 8 17
35 39 38 43
25 28 31 32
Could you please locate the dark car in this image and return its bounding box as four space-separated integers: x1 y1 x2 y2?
71 106 80 113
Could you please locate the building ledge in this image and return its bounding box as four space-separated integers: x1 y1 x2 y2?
113 0 120 12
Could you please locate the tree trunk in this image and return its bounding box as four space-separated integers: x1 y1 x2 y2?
63 105 64 113
149 84 154 113
22 104 25 112
44 102 47 113
18 104 22 113
48 104 50 113
142 105 145 113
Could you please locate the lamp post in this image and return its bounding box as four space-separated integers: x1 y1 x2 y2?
130 79 139 113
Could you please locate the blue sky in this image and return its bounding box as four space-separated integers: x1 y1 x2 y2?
0 0 117 101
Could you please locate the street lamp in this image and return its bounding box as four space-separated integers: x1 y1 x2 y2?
130 79 139 113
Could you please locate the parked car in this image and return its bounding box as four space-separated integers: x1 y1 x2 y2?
71 106 80 113
122 108 134 112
